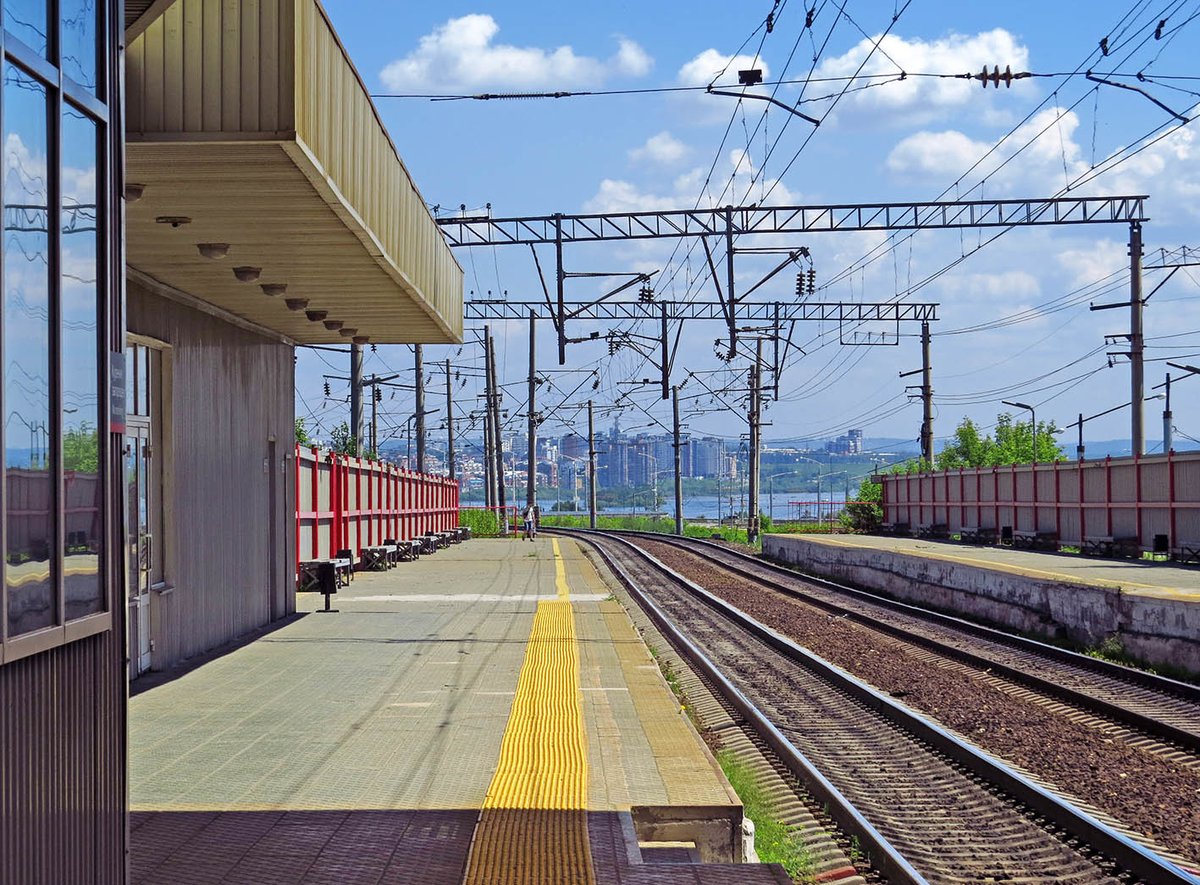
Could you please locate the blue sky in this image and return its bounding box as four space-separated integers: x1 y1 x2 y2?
297 1 1200 454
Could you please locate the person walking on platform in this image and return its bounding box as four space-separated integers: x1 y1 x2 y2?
523 502 537 541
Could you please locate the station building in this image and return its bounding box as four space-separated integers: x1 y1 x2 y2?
0 2 463 881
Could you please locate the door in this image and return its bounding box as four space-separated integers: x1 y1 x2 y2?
126 426 153 674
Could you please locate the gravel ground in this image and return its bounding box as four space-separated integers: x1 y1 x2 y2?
633 538 1200 866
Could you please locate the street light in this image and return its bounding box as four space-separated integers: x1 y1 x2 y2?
764 471 793 523
1002 401 1036 459
1067 393 1166 460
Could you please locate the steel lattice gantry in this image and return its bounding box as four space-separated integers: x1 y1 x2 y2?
435 195 1149 246
463 299 937 322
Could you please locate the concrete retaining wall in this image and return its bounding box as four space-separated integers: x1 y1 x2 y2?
762 536 1200 675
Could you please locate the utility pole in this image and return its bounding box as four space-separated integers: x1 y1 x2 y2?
673 386 683 535
1130 221 1145 455
1077 412 1085 461
414 344 425 472
483 327 495 510
350 342 364 456
587 399 597 529
445 358 456 482
1163 373 1173 453
920 322 934 465
527 309 537 508
748 340 762 543
370 383 378 456
488 331 506 521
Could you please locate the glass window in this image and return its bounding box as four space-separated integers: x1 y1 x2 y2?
3 0 49 58
61 102 101 619
4 61 54 637
60 0 97 93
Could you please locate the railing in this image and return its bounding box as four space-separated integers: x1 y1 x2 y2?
879 451 1200 552
295 446 459 571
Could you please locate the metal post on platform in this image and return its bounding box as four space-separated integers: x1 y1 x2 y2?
489 332 506 524
920 322 933 465
748 340 762 543
588 399 597 529
1077 412 1085 461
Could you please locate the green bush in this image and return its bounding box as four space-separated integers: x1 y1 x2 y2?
459 508 500 537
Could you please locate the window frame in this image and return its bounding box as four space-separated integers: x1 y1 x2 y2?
0 0 114 665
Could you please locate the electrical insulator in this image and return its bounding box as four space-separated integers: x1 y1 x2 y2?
807 267 817 295
371 343 377 353
323 381 330 397
374 387 382 402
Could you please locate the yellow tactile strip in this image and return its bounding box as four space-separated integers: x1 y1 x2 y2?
463 590 596 884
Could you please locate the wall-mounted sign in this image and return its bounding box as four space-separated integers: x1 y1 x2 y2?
110 351 126 434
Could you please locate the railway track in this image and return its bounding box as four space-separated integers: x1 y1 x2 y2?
555 528 1200 885
620 531 1200 763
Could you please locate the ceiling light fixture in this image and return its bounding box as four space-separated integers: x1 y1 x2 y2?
260 283 287 297
352 335 370 345
338 328 357 337
124 183 146 202
197 243 230 259
285 298 309 311
323 319 343 331
232 266 261 282
155 216 191 227
305 309 328 322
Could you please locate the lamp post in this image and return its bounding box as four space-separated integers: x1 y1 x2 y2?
1068 393 1165 460
764 471 793 524
1002 401 1036 459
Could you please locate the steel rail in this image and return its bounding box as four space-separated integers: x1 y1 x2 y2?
612 530 1200 755
556 528 1200 885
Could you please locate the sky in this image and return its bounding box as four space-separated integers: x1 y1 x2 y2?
296 0 1200 455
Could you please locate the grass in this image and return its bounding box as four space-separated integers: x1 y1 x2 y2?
540 513 756 545
716 749 817 882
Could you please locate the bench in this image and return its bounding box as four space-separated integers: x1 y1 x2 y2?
959 525 998 545
1174 544 1200 564
458 527 472 541
881 522 910 536
1082 535 1139 558
298 558 350 593
1012 529 1059 551
915 522 948 540
360 545 391 571
429 532 453 550
417 535 438 555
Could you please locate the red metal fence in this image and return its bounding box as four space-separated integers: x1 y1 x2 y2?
295 446 458 567
880 451 1200 552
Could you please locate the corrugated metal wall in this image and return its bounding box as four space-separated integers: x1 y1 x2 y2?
128 279 296 668
0 629 125 885
125 0 464 341
881 451 1200 551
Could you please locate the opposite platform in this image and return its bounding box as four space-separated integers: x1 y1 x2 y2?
129 537 788 884
764 532 1200 673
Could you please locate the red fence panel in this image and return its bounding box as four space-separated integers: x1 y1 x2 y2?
295 447 462 575
878 450 1200 553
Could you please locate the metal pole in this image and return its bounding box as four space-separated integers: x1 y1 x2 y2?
673 386 683 535
748 339 762 543
1164 373 1173 453
489 333 506 520
527 309 537 508
587 400 597 529
725 205 737 354
555 213 566 364
414 345 425 472
445 359 455 482
660 303 669 400
483 326 494 510
1031 407 1036 460
1130 221 1145 455
920 322 933 465
370 378 377 457
350 342 364 456
1077 412 1085 461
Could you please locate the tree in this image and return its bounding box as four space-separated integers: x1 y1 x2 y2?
62 422 98 473
936 412 1065 469
295 418 312 447
329 421 358 456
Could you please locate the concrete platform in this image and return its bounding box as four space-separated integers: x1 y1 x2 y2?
129 538 788 884
764 533 1200 673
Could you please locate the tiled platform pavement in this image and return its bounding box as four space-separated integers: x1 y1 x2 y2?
129 537 789 884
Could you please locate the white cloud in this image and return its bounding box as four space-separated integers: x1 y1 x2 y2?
885 107 1085 193
810 29 1032 128
677 49 769 87
379 15 653 91
628 131 689 166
